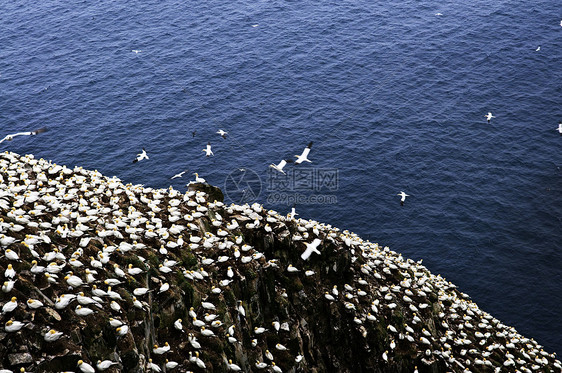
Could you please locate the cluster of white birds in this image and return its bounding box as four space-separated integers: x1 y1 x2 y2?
0 151 560 372
130 129 230 184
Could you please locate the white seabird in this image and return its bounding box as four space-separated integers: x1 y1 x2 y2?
288 204 298 219
217 129 228 139
295 141 313 164
171 170 188 179
193 173 206 183
301 238 322 260
133 148 149 163
485 112 495 124
557 121 562 135
397 191 409 206
203 142 214 157
0 127 47 144
269 159 293 174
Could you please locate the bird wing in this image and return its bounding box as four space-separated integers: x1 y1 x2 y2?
300 142 312 158
31 127 47 135
277 160 287 169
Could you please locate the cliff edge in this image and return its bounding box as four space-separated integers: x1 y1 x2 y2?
0 151 560 373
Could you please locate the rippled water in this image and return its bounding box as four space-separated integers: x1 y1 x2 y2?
1 0 561 352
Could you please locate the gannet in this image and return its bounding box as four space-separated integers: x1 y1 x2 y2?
5 249 19 261
174 318 183 331
5 320 24 332
269 159 292 174
75 305 95 316
165 360 178 369
228 360 242 371
237 301 246 317
193 173 206 183
203 142 214 157
217 129 228 139
295 142 313 164
397 191 409 206
485 112 495 124
256 360 268 369
77 360 96 373
2 297 17 313
171 170 188 179
536 46 540 51
147 359 161 372
132 148 149 163
557 121 562 135
4 264 15 278
301 238 322 260
27 298 43 309
44 329 63 342
0 127 47 144
96 360 119 371
131 50 142 54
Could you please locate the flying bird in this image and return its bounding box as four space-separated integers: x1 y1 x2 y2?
536 46 541 51
131 50 142 54
203 142 214 157
171 170 188 179
397 191 409 206
295 142 313 164
0 127 47 144
270 159 293 174
288 204 298 219
301 238 322 260
557 121 562 135
485 112 495 124
133 148 149 163
217 129 228 139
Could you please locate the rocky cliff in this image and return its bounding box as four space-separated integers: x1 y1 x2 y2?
0 151 560 373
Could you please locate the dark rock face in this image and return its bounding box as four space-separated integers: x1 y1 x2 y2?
0 152 560 373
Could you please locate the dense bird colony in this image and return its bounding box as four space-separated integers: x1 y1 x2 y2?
0 151 560 372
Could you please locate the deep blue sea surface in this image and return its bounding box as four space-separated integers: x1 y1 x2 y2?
1 0 561 352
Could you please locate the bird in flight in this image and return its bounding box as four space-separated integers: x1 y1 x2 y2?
270 159 293 174
397 191 409 206
536 46 541 52
203 142 214 157
557 121 562 135
288 204 298 219
485 112 495 124
217 129 228 139
171 170 188 179
0 127 48 144
132 50 142 54
295 142 313 164
133 148 149 163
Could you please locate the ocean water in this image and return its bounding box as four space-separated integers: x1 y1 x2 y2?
1 0 561 352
